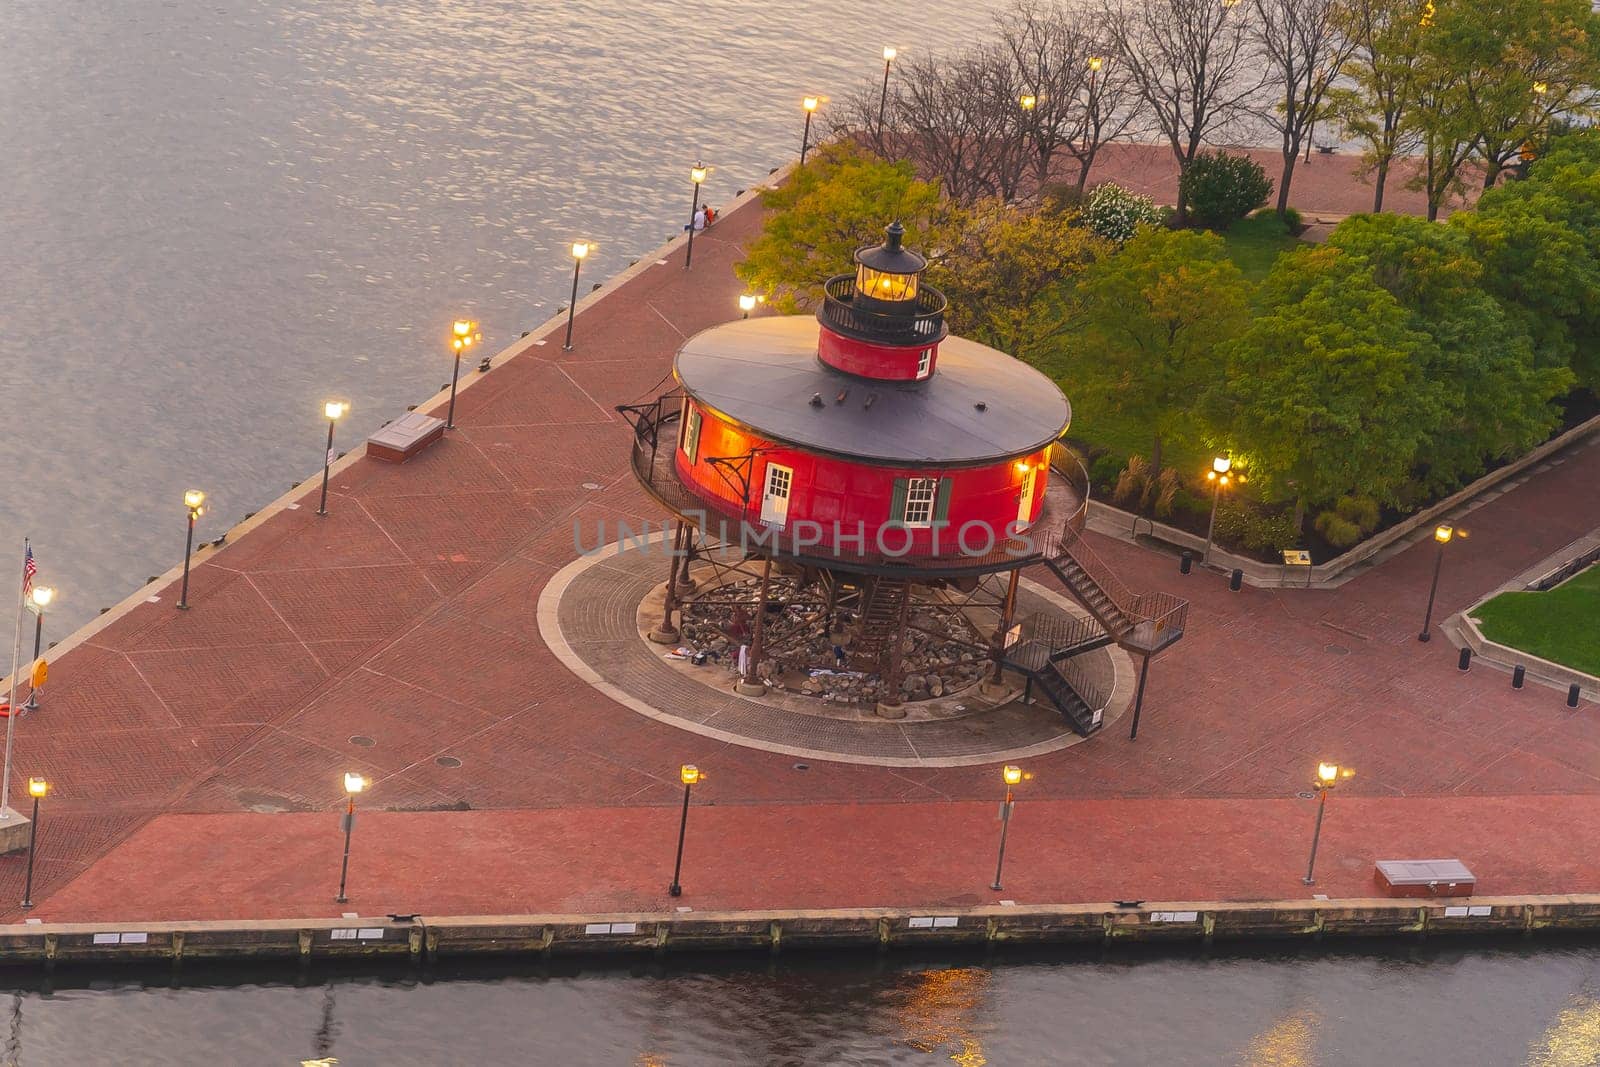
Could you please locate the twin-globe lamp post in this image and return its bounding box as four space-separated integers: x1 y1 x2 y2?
20 777 47 909
1417 523 1456 642
318 400 350 517
177 489 206 610
1202 455 1233 564
685 163 709 270
447 319 481 430
563 241 591 352
800 97 820 165
668 763 701 897
23 586 53 711
991 764 1025 891
336 771 368 904
1302 762 1345 886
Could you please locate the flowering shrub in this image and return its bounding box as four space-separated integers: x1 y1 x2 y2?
1082 182 1163 244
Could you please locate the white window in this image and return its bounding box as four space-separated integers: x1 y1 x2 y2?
680 403 703 464
903 477 939 528
916 348 932 379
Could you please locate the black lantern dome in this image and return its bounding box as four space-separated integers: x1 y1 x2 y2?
853 222 927 309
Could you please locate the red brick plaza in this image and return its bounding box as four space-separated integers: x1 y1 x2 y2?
7 153 1598 923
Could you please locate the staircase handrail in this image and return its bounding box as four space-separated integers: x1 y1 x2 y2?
1055 654 1108 721
1047 444 1091 536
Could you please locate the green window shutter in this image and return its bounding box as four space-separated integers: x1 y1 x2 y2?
934 478 953 522
890 477 909 522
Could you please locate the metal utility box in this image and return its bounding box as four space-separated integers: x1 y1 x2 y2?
1374 859 1476 898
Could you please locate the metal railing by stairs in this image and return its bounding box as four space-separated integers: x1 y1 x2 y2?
1002 612 1114 736
1035 527 1187 657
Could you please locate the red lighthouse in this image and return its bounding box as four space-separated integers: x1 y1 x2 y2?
623 224 1186 730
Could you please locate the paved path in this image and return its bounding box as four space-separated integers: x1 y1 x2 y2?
33 795 1600 922
2 164 1593 922
1072 143 1480 218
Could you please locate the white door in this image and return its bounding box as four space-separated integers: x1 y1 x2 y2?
760 463 793 527
1016 467 1037 529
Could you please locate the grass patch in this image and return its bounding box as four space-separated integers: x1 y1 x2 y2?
1221 214 1303 281
1473 564 1600 676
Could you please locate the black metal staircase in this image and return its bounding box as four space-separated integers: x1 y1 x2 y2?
1001 612 1115 736
1036 529 1187 656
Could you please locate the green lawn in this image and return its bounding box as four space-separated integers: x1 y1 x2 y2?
1221 214 1304 281
1473 564 1600 676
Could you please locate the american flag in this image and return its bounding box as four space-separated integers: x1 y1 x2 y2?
21 544 34 598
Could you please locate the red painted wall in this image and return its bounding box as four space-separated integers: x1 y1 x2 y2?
817 326 939 381
674 401 1048 556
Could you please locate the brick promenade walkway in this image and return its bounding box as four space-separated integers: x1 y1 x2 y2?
2 164 1594 922
1075 143 1479 217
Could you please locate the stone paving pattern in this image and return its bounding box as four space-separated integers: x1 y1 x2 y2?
3 151 1596 921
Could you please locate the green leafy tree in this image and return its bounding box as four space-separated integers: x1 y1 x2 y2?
737 143 1109 367
1452 130 1600 387
1212 247 1446 517
1075 228 1250 474
931 199 1113 364
1331 0 1427 212
1467 0 1600 187
1326 214 1569 492
735 143 959 311
1406 0 1600 217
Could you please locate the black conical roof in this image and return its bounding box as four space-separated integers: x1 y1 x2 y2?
855 222 927 274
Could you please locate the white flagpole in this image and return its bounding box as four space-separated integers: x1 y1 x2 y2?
1 538 27 819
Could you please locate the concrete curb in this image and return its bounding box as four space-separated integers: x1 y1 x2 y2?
4 895 1599 967
1086 412 1600 589
535 533 1136 768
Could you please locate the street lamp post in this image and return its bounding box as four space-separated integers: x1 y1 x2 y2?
685 163 708 270
335 772 367 904
1302 762 1341 886
447 320 480 429
20 777 47 909
800 97 820 165
317 401 349 517
990 764 1024 891
878 47 898 138
1202 456 1233 564
668 764 700 897
1418 523 1454 642
563 242 591 351
22 587 52 711
177 490 206 610
739 294 757 319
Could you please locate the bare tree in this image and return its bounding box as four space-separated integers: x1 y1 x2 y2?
893 45 1034 203
1065 50 1145 190
1104 0 1267 217
998 1 1144 192
1331 0 1424 211
1251 0 1358 216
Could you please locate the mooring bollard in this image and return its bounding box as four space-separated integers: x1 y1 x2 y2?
1180 551 1193 575
1512 665 1525 689
1229 569 1243 592
1569 684 1582 708
1457 647 1472 671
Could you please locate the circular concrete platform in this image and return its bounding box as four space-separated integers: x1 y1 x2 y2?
538 535 1136 767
